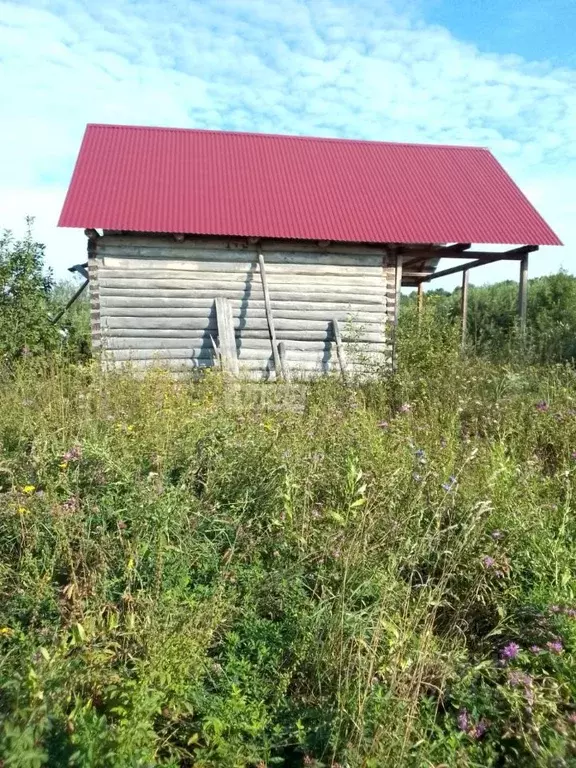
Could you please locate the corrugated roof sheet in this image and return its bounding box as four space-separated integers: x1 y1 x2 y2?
58 124 561 246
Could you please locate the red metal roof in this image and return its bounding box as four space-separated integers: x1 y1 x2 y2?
58 124 561 246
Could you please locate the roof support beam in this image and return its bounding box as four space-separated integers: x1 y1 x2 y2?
424 245 538 282
402 242 471 269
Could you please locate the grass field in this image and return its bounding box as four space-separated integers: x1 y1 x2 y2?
2 316 576 766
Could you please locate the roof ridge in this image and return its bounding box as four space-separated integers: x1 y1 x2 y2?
86 123 490 153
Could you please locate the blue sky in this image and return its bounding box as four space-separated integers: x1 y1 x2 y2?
0 0 574 290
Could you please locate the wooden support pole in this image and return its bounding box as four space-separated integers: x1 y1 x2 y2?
417 282 424 318
332 318 348 382
50 279 89 325
518 254 528 336
461 269 469 349
391 252 402 371
258 253 283 380
214 297 239 375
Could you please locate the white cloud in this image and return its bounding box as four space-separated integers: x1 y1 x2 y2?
0 0 574 285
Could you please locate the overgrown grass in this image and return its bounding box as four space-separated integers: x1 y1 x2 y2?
2 314 576 766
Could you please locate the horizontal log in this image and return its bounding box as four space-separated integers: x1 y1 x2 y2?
97 245 382 268
99 268 382 288
102 336 388 353
99 236 388 257
104 316 383 333
100 305 386 324
99 296 388 315
100 327 385 343
99 286 385 306
100 258 383 279
98 275 385 298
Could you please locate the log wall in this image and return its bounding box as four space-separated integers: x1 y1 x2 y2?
89 236 397 378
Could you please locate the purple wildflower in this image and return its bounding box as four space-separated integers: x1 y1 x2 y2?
567 713 576 725
500 642 520 661
494 570 505 578
546 640 563 654
482 556 496 569
457 709 469 732
491 530 504 540
398 403 411 413
62 445 82 462
529 645 541 654
571 451 576 460
61 497 78 513
550 605 562 614
508 670 532 688
536 401 549 412
565 608 576 618
471 720 488 740
442 476 457 492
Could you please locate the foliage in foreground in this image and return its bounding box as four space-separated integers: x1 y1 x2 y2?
2 322 576 766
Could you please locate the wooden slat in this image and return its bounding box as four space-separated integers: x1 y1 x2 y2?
99 284 385 306
99 263 382 283
99 296 386 316
215 297 239 376
98 245 383 267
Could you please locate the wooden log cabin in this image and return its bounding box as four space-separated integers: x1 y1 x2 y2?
58 124 561 378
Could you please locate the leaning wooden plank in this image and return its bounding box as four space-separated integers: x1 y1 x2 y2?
258 254 282 379
215 297 239 376
332 318 349 382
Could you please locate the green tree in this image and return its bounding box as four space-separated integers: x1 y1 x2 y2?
0 219 58 362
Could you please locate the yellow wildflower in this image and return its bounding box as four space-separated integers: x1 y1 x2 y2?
0 627 13 636
22 485 36 494
17 506 28 515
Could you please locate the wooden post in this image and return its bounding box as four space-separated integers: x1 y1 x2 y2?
258 253 283 380
518 254 528 336
417 282 424 319
277 342 290 382
391 251 402 371
214 297 239 375
332 318 348 382
461 269 469 349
